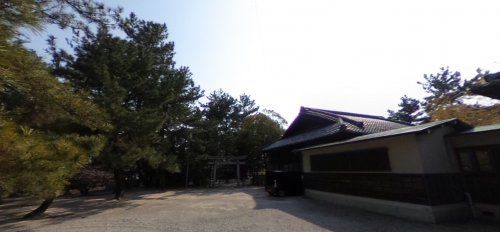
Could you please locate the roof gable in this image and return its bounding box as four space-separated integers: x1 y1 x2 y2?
282 108 339 138
263 107 410 152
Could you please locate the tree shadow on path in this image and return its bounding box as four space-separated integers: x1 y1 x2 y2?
0 192 140 231
0 186 246 231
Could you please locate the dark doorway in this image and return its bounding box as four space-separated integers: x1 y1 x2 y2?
457 146 500 205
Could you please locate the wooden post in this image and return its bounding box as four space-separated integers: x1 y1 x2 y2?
185 160 189 188
211 161 217 187
236 159 241 186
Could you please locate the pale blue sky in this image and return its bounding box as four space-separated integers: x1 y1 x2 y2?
26 0 500 123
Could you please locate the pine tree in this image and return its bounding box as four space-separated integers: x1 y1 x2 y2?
420 67 500 126
201 90 259 159
388 67 500 126
52 14 203 198
387 95 423 124
0 40 110 218
0 0 116 218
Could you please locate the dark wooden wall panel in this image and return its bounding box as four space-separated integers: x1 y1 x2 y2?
303 172 465 205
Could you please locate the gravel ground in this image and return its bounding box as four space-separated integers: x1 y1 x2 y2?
1 187 499 232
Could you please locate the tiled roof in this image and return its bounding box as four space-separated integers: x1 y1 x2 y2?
263 107 409 151
297 118 469 152
456 123 500 135
472 72 500 99
263 124 344 151
484 72 500 82
303 108 410 133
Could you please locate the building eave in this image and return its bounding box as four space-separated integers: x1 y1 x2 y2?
295 119 470 153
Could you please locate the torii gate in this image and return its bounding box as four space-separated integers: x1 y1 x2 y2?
207 155 247 187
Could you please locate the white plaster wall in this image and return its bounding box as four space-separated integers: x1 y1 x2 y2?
305 189 471 223
416 126 459 173
302 134 424 174
302 152 311 172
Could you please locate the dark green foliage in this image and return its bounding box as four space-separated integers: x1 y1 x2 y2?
201 90 259 158
387 95 423 124
0 1 112 218
0 0 120 41
199 90 284 179
389 67 500 126
237 112 285 174
388 67 465 124
52 14 203 195
418 67 462 102
2 0 288 202
0 0 41 39
69 166 114 195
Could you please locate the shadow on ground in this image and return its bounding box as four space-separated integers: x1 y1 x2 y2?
247 187 500 232
0 192 138 231
1 187 499 232
0 187 244 231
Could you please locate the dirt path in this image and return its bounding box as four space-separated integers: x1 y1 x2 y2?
1 187 499 231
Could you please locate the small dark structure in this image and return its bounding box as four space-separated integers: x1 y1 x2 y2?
207 155 247 187
265 171 303 196
263 107 409 195
472 72 500 99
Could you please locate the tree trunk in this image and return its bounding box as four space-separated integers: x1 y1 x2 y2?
185 161 189 188
158 169 166 189
23 198 54 219
113 169 123 200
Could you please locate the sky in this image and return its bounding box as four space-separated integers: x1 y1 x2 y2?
26 0 500 124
